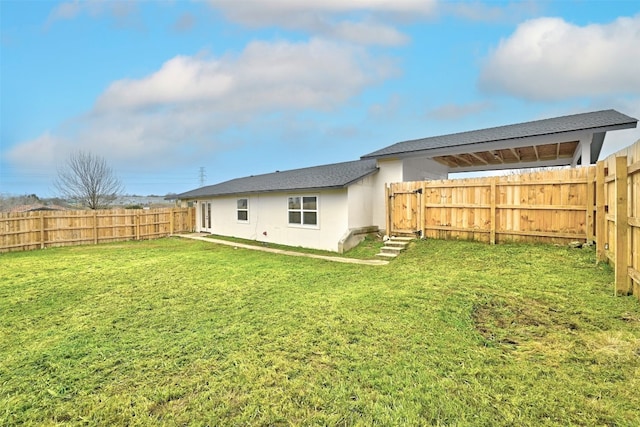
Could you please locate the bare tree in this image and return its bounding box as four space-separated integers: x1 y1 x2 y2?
54 151 124 209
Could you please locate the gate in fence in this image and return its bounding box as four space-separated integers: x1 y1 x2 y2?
386 184 422 237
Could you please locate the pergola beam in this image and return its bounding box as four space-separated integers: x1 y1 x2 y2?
469 152 489 165
449 157 572 173
450 154 474 166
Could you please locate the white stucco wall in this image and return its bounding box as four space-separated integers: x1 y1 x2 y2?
195 189 350 252
346 175 375 229
370 159 403 231
402 156 449 181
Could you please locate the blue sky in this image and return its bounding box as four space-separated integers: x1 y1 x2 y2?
2 0 639 197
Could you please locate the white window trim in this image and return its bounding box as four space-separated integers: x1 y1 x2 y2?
237 198 249 223
287 195 319 229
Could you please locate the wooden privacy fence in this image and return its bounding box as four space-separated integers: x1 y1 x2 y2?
387 139 640 300
0 207 195 253
387 167 595 244
597 140 640 298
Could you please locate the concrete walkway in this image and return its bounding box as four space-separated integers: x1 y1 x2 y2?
173 233 389 266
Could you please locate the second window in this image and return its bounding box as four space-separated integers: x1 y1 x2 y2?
288 196 317 226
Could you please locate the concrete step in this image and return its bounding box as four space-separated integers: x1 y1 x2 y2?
381 246 404 254
385 240 409 247
388 236 414 242
376 236 416 258
375 252 398 258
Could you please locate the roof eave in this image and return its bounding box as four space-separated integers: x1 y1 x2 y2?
174 166 379 200
175 185 351 200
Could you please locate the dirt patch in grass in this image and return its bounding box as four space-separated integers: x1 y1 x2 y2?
472 297 579 347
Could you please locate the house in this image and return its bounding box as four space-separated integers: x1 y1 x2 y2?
173 159 381 252
9 204 69 213
173 109 637 252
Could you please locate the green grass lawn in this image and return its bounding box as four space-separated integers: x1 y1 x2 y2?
1 238 639 426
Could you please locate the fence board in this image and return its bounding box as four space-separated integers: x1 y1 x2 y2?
0 207 195 253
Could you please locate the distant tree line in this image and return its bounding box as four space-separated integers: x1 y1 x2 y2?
0 194 72 213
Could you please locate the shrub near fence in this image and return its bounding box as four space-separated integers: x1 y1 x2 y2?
0 207 194 253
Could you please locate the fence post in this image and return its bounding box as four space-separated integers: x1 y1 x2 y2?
136 211 141 240
614 156 631 295
169 208 175 235
93 211 98 245
586 166 595 241
421 183 426 238
40 211 45 249
595 161 606 262
385 184 391 236
490 177 497 244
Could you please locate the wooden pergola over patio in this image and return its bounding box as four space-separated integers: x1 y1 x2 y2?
433 140 579 169
362 109 638 173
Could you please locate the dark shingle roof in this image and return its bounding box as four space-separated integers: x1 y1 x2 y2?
362 109 638 159
174 159 378 199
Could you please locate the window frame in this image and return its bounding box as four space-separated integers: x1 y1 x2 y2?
287 195 319 229
236 198 249 223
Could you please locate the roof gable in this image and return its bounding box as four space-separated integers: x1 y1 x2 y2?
174 159 378 199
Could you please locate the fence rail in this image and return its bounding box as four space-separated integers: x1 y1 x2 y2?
0 207 195 253
387 139 640 300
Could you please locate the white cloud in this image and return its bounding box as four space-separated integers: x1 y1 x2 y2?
45 0 142 30
207 0 436 46
480 15 640 100
96 39 394 113
8 38 396 174
172 13 196 33
440 1 540 24
6 132 65 171
208 0 437 22
48 1 83 21
428 101 495 120
95 55 235 112
331 20 409 46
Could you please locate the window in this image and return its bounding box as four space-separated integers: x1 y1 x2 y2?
288 196 317 226
237 198 248 222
